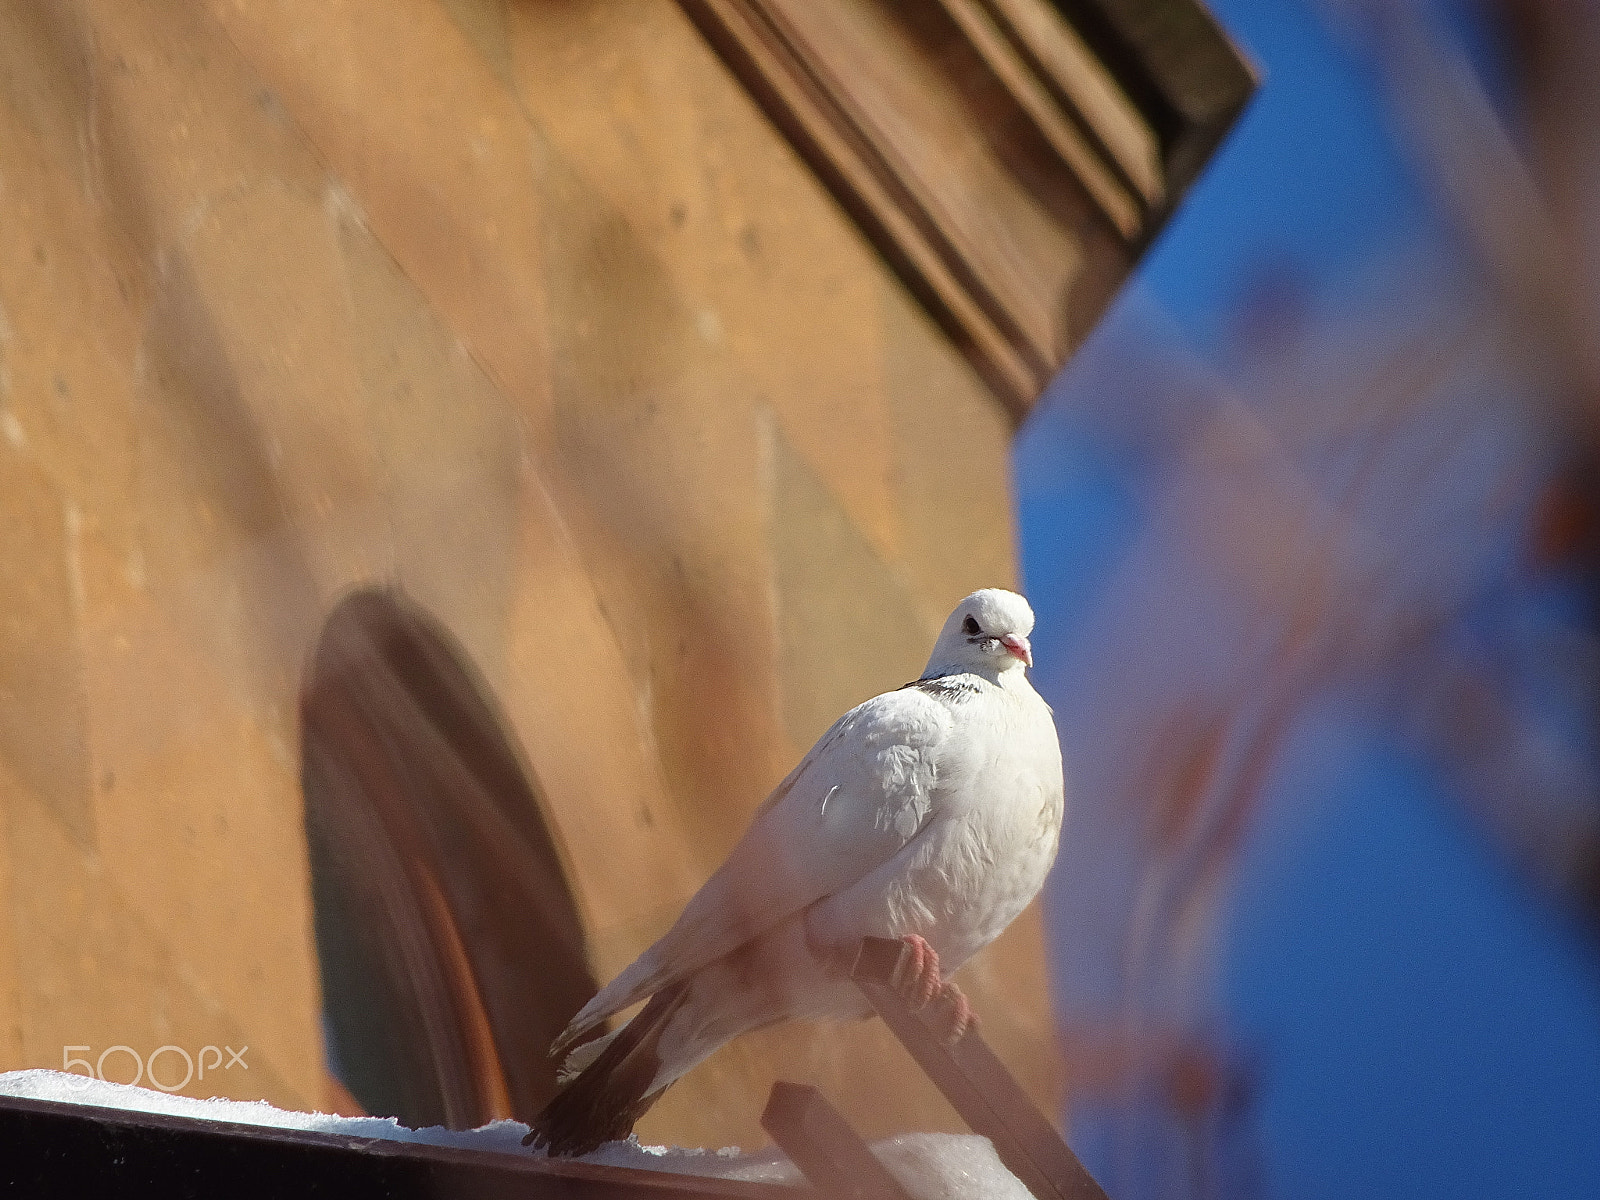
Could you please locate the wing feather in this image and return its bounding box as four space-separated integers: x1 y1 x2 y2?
553 687 952 1053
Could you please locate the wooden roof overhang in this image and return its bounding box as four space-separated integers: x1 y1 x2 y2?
678 0 1256 418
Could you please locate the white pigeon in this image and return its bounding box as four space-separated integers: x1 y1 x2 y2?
527 588 1064 1156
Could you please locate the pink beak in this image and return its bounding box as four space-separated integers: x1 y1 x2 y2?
1000 633 1033 667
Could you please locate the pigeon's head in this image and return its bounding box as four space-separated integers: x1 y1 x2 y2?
924 588 1036 680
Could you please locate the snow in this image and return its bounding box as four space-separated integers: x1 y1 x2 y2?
0 1070 1031 1199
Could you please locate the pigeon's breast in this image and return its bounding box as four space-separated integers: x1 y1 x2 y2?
891 689 1064 966
932 772 1063 967
801 681 1063 970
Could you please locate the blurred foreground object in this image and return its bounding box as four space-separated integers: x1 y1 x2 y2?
0 0 1249 1149
1023 1 1600 1195
1359 0 1600 926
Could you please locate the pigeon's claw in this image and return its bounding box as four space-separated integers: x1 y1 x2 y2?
891 935 975 1042
894 934 942 1011
931 981 976 1045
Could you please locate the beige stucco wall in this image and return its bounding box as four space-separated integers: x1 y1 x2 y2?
0 0 1058 1145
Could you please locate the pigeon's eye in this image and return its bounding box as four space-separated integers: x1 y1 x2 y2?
962 615 981 636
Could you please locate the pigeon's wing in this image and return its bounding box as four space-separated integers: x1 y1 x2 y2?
553 685 954 1054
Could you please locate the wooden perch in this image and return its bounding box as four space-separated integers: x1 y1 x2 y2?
761 1082 914 1200
851 937 1111 1200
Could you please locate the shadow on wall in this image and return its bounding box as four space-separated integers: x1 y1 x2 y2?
301 587 597 1130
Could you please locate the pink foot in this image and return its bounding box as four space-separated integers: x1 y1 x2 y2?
930 981 977 1045
892 934 942 1011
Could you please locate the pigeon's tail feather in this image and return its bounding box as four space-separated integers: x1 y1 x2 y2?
555 1025 621 1085
525 981 691 1157
550 950 666 1059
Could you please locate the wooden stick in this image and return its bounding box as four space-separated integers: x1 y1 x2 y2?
761 1082 914 1200
852 937 1110 1200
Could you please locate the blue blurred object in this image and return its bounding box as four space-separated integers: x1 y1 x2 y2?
1232 726 1600 1200
1141 1 1438 354
1015 1 1600 1197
